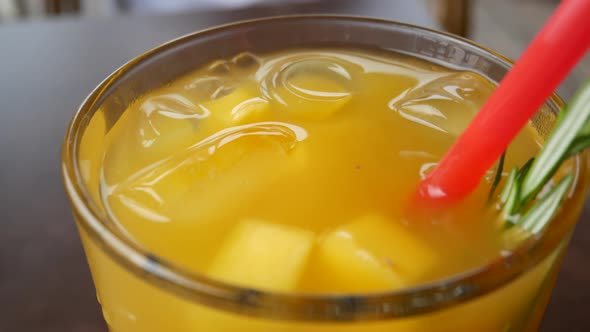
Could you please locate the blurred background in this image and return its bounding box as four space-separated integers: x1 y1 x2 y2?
1 1 589 332
1 0 586 97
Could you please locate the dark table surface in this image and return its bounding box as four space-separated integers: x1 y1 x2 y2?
0 1 588 331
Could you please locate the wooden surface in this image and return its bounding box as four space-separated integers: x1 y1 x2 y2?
0 1 588 331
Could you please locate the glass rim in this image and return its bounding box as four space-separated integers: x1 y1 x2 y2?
61 15 590 322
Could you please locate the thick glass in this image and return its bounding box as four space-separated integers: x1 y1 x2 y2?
62 16 590 332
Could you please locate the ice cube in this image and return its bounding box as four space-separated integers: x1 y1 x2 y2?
199 83 270 126
389 72 494 136
207 60 232 75
261 57 353 121
107 122 308 224
103 94 205 184
231 52 261 70
183 76 237 102
138 94 206 154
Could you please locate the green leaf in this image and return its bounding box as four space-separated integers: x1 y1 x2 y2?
488 151 506 202
502 169 522 222
505 158 534 217
566 135 590 158
521 79 590 201
517 158 534 182
494 80 590 233
519 175 573 234
499 167 518 204
578 113 590 137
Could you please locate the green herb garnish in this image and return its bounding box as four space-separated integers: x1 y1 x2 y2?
491 78 590 233
488 151 505 202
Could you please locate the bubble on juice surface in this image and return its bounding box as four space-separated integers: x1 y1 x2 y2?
107 122 308 223
258 55 354 120
389 71 494 136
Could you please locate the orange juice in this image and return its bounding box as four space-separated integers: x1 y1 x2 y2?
74 48 574 332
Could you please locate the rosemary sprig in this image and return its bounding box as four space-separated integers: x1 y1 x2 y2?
491 78 590 233
519 175 573 234
521 79 590 201
488 152 505 202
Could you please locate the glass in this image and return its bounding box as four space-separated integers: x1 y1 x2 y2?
62 16 590 332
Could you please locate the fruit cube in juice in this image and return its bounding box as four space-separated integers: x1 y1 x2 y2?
77 48 574 332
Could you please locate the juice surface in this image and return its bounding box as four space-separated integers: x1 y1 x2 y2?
95 49 543 295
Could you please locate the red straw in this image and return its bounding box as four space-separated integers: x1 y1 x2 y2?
416 0 590 204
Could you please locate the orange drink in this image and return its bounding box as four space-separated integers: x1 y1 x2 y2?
62 17 590 332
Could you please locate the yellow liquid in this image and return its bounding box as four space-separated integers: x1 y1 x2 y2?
79 49 559 331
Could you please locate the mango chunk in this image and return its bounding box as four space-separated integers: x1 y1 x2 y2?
341 215 437 278
200 84 269 125
208 219 314 291
316 230 403 292
314 214 437 292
